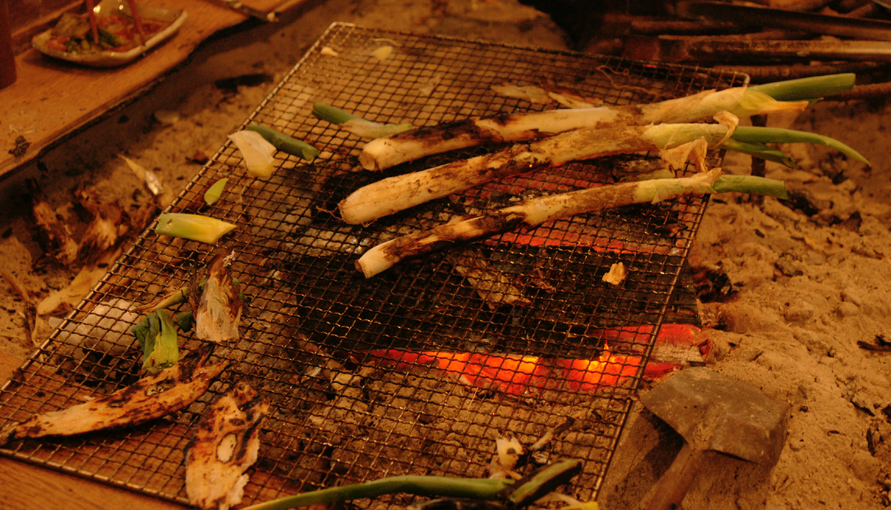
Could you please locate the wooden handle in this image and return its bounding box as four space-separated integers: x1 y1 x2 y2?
643 443 711 510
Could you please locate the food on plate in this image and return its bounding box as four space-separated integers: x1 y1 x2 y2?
185 380 269 510
43 11 168 54
0 347 227 445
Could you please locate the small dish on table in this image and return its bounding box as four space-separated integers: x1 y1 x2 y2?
32 0 187 68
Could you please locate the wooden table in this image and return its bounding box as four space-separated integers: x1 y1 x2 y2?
0 0 302 180
0 351 187 510
0 4 312 505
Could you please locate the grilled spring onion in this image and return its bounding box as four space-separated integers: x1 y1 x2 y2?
245 124 320 162
0 348 227 446
154 213 237 244
242 459 583 510
133 276 245 317
355 170 789 278
241 476 511 510
357 73 855 171
339 123 867 225
312 102 414 139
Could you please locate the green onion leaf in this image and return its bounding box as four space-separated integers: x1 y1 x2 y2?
731 126 870 166
154 213 237 244
204 178 228 206
246 124 320 162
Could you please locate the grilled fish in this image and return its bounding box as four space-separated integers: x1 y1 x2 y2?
0 347 227 445
185 380 269 510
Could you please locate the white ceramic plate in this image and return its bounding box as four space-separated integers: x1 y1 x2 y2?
32 0 187 68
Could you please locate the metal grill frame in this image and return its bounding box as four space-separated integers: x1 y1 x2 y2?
0 23 746 507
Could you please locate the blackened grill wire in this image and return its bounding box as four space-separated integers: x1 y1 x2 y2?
0 23 745 507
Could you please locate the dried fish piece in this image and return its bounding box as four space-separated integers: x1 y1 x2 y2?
0 347 227 445
185 380 269 510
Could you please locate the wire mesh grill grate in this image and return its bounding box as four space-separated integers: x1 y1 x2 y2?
0 23 745 507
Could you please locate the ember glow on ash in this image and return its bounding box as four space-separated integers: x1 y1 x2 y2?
365 348 641 395
362 324 707 395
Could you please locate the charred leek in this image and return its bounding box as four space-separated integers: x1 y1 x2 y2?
357 73 854 171
340 123 865 225
189 252 243 343
355 170 788 277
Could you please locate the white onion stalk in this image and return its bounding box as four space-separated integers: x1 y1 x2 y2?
357 73 857 171
228 130 277 178
313 102 413 140
355 170 791 278
358 88 796 171
340 123 725 225
340 120 868 225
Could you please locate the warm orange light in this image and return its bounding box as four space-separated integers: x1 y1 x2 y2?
365 347 642 395
555 353 642 392
361 324 706 395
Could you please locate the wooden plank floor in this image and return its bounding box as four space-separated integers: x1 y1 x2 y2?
0 0 302 180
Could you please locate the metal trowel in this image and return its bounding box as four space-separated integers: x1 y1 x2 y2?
638 367 790 510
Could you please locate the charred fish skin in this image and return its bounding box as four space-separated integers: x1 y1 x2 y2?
185 380 269 510
0 346 228 446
